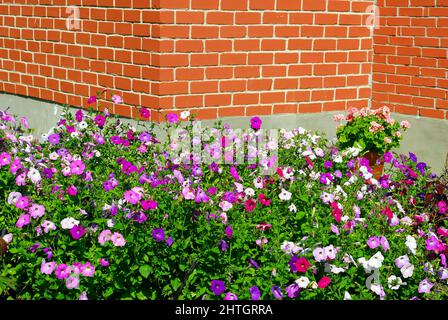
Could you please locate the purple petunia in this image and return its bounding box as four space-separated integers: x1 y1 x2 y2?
249 286 261 300
210 280 226 296
271 286 283 300
48 133 61 145
225 225 233 239
152 228 165 242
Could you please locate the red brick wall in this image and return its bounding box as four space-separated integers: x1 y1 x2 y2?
1 1 374 121
372 0 448 120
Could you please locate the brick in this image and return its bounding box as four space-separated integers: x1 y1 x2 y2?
206 67 233 79
249 0 275 10
276 0 301 10
300 77 323 89
191 81 219 93
151 82 189 95
176 68 204 80
246 105 272 116
175 95 204 108
248 26 274 37
191 0 219 9
419 108 445 119
248 53 273 65
152 0 190 9
220 26 247 38
234 39 260 51
175 12 203 24
260 92 285 104
218 107 245 117
302 0 326 11
263 66 287 77
221 0 248 10
235 12 261 24
192 26 219 38
299 103 322 113
248 79 273 91
235 66 260 78
207 12 234 25
288 65 313 76
176 40 204 52
221 53 247 65
220 80 246 92
191 53 219 66
205 94 232 106
263 12 288 24
233 93 259 105
314 64 337 75
289 13 314 24
274 78 299 90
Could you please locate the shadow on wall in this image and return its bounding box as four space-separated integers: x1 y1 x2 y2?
1 92 447 174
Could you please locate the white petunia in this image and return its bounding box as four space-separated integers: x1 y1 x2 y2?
61 217 80 230
400 263 414 279
295 276 310 288
388 275 406 290
279 189 292 201
405 235 417 255
344 291 352 300
27 167 41 184
78 121 88 130
367 251 384 270
180 111 190 119
245 188 255 197
288 203 297 213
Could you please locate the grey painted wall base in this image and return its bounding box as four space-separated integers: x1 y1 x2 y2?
1 92 447 173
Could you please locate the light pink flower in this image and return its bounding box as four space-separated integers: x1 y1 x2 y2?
66 276 80 289
40 260 57 275
81 262 95 277
29 204 45 219
98 230 112 245
313 247 327 262
111 232 126 247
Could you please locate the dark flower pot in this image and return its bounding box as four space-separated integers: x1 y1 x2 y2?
364 150 384 180
0 237 7 255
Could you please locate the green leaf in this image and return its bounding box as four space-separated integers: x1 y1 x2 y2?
139 265 151 278
171 278 182 291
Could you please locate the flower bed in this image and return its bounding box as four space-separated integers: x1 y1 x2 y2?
0 102 447 300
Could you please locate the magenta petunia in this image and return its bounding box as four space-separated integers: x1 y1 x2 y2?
87 95 97 104
94 114 106 127
250 116 262 131
0 152 11 167
70 160 85 176
70 225 85 240
140 108 150 118
166 113 179 124
16 214 30 228
67 185 78 196
15 196 29 210
317 276 331 288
